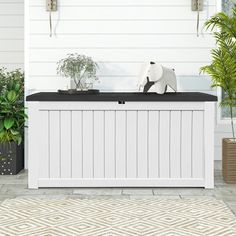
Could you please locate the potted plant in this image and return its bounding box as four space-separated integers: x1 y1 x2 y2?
0 68 26 175
200 5 236 183
57 54 99 94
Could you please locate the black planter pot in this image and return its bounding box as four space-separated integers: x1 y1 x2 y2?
0 142 24 175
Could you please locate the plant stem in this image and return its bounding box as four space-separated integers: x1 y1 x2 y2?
73 77 80 90
230 105 235 140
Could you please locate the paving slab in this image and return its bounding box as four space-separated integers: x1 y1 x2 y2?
122 188 153 195
73 188 122 196
153 188 204 196
0 184 73 195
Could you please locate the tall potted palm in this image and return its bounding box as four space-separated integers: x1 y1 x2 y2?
201 5 236 183
0 68 26 175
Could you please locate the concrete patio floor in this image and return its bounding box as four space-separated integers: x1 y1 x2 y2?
0 161 236 215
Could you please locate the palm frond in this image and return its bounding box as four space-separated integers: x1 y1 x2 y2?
204 5 236 40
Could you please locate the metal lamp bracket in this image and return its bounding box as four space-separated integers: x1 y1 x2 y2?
46 0 57 12
191 0 203 11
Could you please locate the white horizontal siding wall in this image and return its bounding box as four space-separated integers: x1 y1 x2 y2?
0 0 24 70
27 0 217 93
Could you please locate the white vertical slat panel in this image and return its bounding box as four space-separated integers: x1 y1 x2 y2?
60 111 72 178
38 111 49 179
28 103 40 188
82 111 94 178
170 111 181 178
192 111 204 178
148 111 159 178
71 111 83 178
104 111 116 178
126 111 137 178
29 101 214 188
159 111 170 178
137 111 148 178
116 111 126 178
204 102 215 188
181 111 192 178
94 111 105 178
49 111 60 178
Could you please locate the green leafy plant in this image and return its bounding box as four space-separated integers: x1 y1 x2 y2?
57 54 98 90
200 5 236 140
0 68 24 95
0 68 27 144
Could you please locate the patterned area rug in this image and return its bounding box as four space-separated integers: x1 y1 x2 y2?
0 198 235 236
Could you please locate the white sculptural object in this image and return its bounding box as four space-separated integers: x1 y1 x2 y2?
138 62 177 94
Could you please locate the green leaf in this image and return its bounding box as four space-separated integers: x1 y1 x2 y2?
0 131 4 139
3 118 14 129
0 120 3 131
14 83 20 92
7 90 16 102
10 129 19 135
12 134 22 145
17 136 22 145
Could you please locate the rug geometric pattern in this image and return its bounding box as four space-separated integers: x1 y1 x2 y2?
0 198 235 236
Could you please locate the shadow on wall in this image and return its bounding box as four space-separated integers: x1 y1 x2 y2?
94 75 213 93
26 75 213 94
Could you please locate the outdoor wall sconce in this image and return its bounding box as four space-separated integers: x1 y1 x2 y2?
46 0 57 37
191 0 204 37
